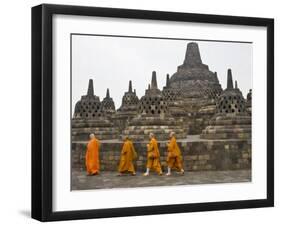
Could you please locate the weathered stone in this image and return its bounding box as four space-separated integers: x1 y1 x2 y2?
201 69 251 140
101 88 116 116
122 71 187 141
72 139 251 172
113 80 139 134
72 79 119 141
246 89 252 115
169 42 222 99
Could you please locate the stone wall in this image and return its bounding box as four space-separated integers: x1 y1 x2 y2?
72 139 251 172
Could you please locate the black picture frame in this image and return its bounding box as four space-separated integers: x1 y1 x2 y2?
31 3 274 222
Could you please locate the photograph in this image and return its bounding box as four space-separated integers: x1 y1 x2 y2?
70 34 252 190
30 3 274 221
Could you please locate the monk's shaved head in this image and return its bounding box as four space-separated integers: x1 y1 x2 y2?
89 133 95 139
149 133 154 139
170 131 175 138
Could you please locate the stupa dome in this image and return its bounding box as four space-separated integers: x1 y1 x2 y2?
101 88 116 115
138 71 168 116
73 79 102 118
217 69 246 114
169 42 222 98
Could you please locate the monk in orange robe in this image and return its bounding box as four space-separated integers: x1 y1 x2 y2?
118 137 137 176
85 134 100 176
166 132 184 176
143 133 163 176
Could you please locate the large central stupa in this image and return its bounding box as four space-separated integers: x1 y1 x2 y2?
169 42 222 98
164 42 223 134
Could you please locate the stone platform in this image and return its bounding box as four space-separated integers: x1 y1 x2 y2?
71 169 251 190
72 135 251 172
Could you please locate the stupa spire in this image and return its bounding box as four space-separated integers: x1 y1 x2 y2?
235 80 238 89
227 69 233 89
184 42 202 67
151 71 158 89
87 79 94 96
166 74 170 88
128 80 132 92
106 88 110 98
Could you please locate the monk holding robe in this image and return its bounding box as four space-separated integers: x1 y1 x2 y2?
143 133 163 176
118 137 137 176
166 132 184 176
85 134 100 176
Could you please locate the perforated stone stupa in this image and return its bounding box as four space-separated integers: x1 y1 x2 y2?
201 69 251 139
122 71 187 141
101 88 116 116
72 79 118 141
112 80 139 133
118 80 139 113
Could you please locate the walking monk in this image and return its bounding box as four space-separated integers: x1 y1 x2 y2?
143 133 163 176
166 132 184 176
118 136 137 176
85 134 100 176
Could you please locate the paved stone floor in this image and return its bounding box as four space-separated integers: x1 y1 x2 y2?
71 170 251 190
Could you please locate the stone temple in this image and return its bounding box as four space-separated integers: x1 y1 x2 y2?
71 42 252 174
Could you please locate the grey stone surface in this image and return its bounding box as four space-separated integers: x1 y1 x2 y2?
71 169 251 190
72 137 251 172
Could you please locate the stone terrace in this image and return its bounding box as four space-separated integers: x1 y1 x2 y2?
72 135 251 172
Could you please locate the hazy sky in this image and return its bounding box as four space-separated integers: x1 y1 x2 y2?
71 35 252 112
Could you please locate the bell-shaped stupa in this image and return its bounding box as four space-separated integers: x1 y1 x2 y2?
72 79 118 141
112 80 139 133
169 42 222 98
201 69 251 139
101 88 116 116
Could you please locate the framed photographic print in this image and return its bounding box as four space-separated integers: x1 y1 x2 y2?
31 4 274 221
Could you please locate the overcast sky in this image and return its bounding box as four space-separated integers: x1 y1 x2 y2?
71 35 252 112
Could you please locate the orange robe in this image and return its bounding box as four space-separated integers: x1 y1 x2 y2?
118 139 137 173
146 138 162 173
85 138 100 174
167 137 183 170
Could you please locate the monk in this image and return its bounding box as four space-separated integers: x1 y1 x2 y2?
143 133 163 176
85 133 100 176
118 136 137 176
166 132 184 176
